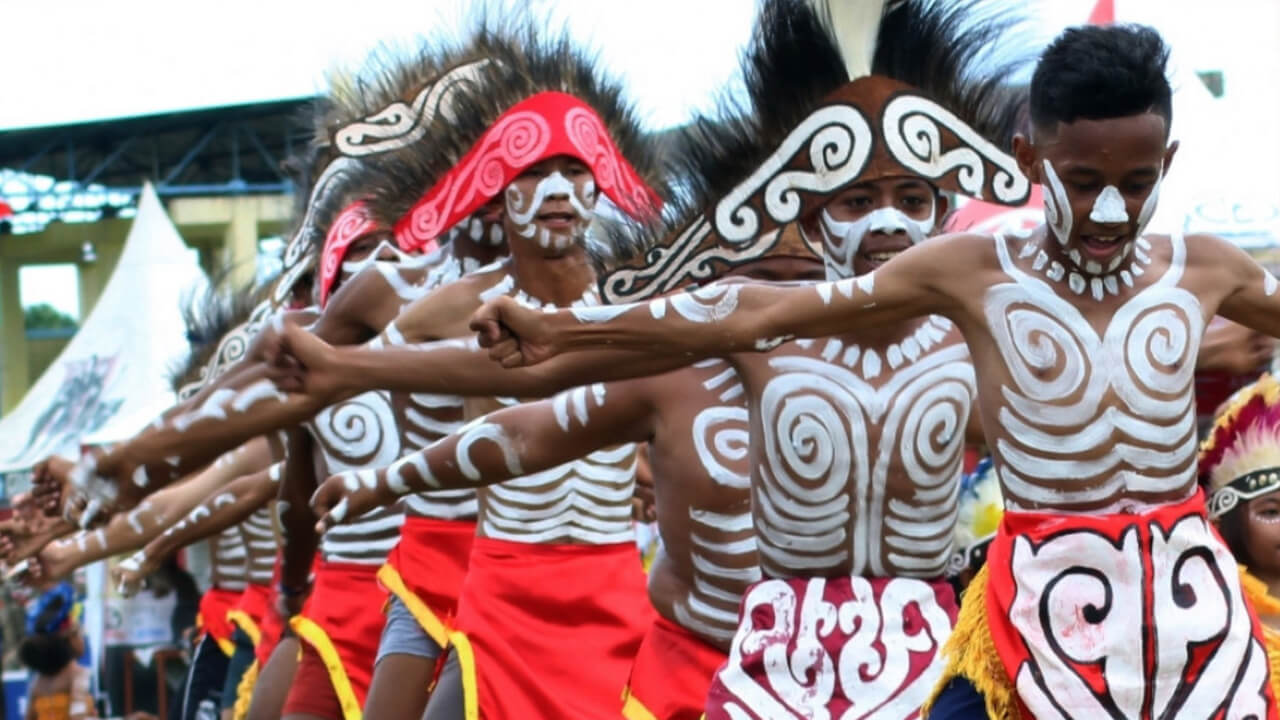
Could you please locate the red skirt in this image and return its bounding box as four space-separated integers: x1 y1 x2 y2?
289 560 386 720
622 615 727 720
449 537 652 720
985 489 1277 719
706 575 957 719
226 582 271 648
378 516 476 647
196 587 241 657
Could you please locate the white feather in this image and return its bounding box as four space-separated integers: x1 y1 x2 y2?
808 0 891 79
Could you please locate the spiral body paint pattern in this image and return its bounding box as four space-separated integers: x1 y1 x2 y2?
986 232 1203 510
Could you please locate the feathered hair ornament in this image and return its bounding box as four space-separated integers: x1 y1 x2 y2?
1200 373 1280 519
600 0 1031 303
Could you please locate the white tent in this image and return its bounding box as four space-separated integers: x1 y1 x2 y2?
0 183 207 473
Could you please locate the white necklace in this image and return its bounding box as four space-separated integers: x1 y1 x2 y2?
1015 234 1154 301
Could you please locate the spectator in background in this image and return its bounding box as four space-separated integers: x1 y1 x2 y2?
18 583 95 720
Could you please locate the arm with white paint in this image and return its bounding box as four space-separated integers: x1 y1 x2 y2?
277 322 701 404
1209 234 1280 341
473 237 959 368
31 439 272 582
311 379 654 530
278 428 321 604
116 465 278 595
93 280 479 493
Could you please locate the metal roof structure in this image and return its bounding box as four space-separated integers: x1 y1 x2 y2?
0 98 316 233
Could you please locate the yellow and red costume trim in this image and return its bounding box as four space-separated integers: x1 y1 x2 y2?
448 537 652 720
377 516 475 648
621 615 724 720
196 587 241 657
286 560 386 720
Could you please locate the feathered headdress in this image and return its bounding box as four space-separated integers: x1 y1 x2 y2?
946 455 1003 578
170 276 270 400
272 28 502 307
1200 373 1280 519
601 0 1030 303
391 20 668 252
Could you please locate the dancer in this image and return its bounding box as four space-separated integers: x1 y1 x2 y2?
296 1 1026 716
474 22 1280 720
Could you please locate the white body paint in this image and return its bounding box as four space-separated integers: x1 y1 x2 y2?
820 207 934 280
987 231 1201 510
752 335 974 578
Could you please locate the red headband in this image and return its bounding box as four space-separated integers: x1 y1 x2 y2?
394 91 660 250
319 202 380 307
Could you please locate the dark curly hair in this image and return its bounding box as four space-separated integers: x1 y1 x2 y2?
1030 24 1172 135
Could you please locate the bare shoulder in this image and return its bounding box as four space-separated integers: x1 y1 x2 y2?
393 261 512 341
314 265 391 342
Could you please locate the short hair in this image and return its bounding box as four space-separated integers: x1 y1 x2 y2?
1029 24 1172 135
19 632 75 677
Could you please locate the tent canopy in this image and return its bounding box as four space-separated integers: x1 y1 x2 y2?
0 183 207 473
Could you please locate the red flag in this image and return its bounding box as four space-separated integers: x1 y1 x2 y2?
1088 0 1115 24
0 200 12 220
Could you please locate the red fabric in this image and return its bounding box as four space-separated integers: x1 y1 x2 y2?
196 587 240 650
292 561 385 711
985 490 1277 719
454 537 652 720
229 582 271 637
0 200 12 220
381 516 475 639
281 643 344 719
318 201 382 307
624 615 726 720
253 587 286 668
705 575 956 719
395 91 661 250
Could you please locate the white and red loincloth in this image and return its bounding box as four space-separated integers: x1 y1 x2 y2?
980 489 1276 719
706 575 958 719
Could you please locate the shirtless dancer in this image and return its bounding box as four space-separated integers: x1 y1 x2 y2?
304 39 665 720
289 2 1028 717
476 22 1280 720
49 27 665 720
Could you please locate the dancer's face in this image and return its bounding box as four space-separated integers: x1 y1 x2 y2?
1242 492 1280 577
1014 112 1178 276
503 155 597 258
803 176 946 279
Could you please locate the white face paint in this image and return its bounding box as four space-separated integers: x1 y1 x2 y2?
340 238 412 276
1089 186 1128 224
504 171 596 251
1041 159 1074 247
819 207 935 280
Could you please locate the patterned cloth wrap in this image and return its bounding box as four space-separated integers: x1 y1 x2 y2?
706 574 958 719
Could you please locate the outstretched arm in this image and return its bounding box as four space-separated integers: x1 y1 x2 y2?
274 325 695 404
116 465 278 595
30 438 272 582
473 237 953 368
311 378 654 529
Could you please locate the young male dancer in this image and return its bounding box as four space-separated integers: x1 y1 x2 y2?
475 22 1280 720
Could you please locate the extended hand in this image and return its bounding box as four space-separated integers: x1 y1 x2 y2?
469 295 562 367
310 471 399 534
267 322 343 400
113 553 153 597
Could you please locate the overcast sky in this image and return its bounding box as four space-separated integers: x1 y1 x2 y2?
7 0 1278 316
